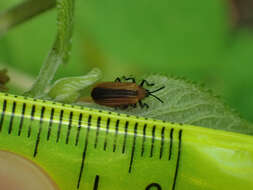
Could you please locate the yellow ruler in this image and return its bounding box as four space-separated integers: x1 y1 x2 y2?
0 92 252 190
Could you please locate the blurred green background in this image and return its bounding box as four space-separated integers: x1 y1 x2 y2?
0 0 253 122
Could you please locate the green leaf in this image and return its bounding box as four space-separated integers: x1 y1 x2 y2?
81 74 253 135
47 68 102 103
24 0 74 98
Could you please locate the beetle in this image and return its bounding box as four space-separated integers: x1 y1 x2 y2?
91 76 165 109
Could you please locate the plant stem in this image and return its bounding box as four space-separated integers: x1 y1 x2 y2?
23 40 61 97
24 0 75 98
0 0 56 37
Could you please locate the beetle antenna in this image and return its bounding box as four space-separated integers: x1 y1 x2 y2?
147 86 165 103
149 93 164 103
148 86 165 93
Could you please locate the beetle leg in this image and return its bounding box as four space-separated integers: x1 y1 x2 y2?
144 103 149 109
139 100 149 109
118 105 128 110
131 104 137 108
114 105 129 110
114 77 121 82
122 76 136 83
140 79 154 87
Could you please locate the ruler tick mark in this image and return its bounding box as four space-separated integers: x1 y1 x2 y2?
172 129 183 190
47 108 55 141
93 175 100 190
160 127 165 159
18 103 26 136
103 118 110 151
128 123 138 173
66 111 73 144
169 128 174 160
113 120 120 152
56 110 64 143
27 105 36 138
94 117 101 148
150 125 156 157
33 106 45 157
141 124 147 157
122 121 129 154
77 115 92 189
75 113 83 146
0 99 7 132
8 101 16 134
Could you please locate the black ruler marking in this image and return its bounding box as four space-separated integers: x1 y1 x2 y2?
18 103 26 136
56 110 64 143
0 99 7 132
159 127 165 159
8 101 16 134
122 121 129 154
128 123 138 173
77 115 92 189
33 106 45 157
75 113 83 146
66 111 73 144
47 108 55 141
103 118 110 151
27 105 36 138
94 117 101 148
93 175 100 190
146 183 162 190
169 128 174 160
113 120 120 152
150 125 156 157
141 124 147 157
172 129 183 190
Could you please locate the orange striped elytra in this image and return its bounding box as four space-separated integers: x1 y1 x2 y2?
91 76 165 109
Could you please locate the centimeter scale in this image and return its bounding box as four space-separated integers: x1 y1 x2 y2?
0 92 252 190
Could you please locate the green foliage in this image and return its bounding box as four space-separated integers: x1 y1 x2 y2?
47 68 101 103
